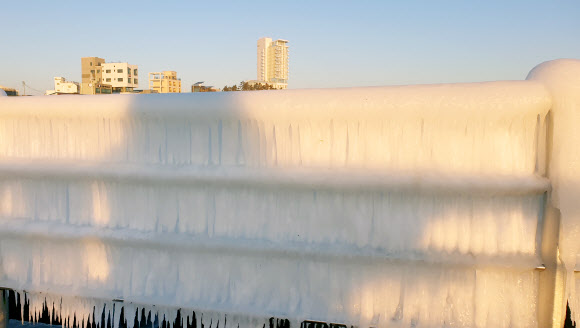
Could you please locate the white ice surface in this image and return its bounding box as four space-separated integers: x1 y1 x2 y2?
0 78 556 327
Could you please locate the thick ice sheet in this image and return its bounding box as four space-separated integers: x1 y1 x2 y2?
0 80 552 327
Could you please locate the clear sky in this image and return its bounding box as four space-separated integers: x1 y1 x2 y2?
0 1 579 94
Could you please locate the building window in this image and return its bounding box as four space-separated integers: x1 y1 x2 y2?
134 79 138 84
97 70 100 73
118 69 123 73
91 70 95 74
106 70 111 73
118 78 123 82
106 78 111 82
128 78 131 83
90 62 92 66
134 69 138 76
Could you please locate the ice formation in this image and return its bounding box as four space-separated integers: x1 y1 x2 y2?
526 59 580 326
1 59 579 327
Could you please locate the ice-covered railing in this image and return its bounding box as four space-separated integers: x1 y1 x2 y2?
0 59 579 328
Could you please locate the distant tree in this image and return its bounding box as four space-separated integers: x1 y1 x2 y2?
221 82 278 91
240 81 251 91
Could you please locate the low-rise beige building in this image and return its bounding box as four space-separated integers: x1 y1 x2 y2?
192 82 218 92
80 57 106 94
149 71 181 93
46 77 80 95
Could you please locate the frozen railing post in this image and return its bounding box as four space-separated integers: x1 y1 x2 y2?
528 59 580 327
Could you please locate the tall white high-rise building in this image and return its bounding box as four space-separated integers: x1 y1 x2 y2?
257 37 289 89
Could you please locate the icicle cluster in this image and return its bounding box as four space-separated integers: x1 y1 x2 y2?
15 291 282 328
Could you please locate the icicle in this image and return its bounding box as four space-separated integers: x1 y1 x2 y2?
20 292 24 324
58 296 63 328
94 301 105 328
61 305 65 328
47 294 53 326
136 306 142 328
81 298 88 328
113 303 121 328
168 307 178 328
125 303 135 328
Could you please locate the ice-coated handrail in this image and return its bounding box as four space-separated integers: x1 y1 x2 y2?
0 80 551 119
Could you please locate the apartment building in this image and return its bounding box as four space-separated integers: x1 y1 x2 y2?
47 77 79 95
80 57 106 94
49 77 80 94
102 63 139 93
149 71 181 93
257 37 289 89
81 57 138 94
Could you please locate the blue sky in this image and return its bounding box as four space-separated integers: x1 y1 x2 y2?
0 1 579 94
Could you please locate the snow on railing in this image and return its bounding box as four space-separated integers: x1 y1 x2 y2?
0 59 579 328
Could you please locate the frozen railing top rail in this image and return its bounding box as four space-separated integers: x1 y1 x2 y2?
0 80 551 119
0 79 553 177
0 59 579 328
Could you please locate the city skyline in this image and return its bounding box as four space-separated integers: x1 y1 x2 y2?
1 1 579 95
